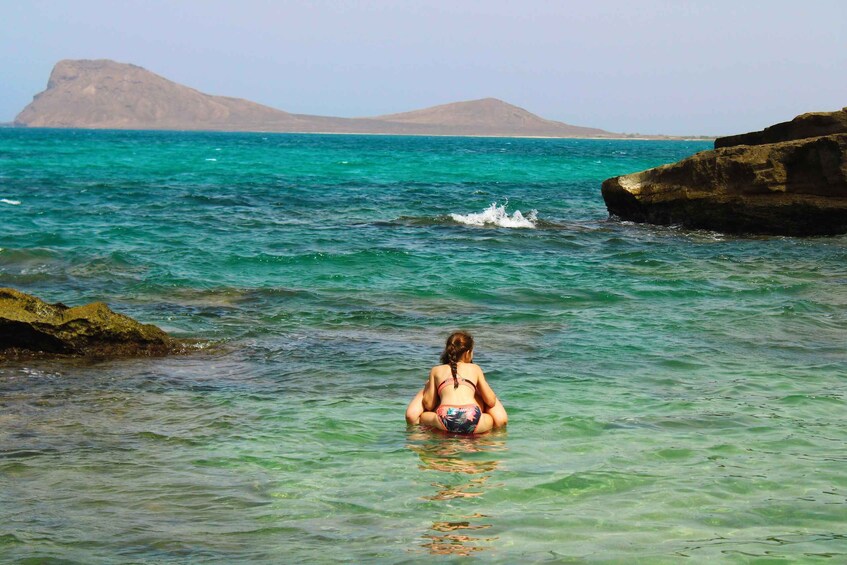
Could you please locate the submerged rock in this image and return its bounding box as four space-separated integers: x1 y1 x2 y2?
0 288 181 359
602 108 847 236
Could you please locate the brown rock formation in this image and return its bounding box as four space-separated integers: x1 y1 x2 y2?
715 107 847 148
0 288 182 359
602 110 847 236
15 59 615 138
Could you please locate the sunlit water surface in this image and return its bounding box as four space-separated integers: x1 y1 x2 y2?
1 129 845 563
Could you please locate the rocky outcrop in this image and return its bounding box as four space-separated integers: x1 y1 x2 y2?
714 107 847 148
0 288 182 359
602 109 847 236
15 59 617 138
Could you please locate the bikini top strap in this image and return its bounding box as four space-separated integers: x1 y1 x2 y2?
437 375 476 393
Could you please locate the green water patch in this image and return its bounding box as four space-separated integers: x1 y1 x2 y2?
3 129 846 563
506 470 657 504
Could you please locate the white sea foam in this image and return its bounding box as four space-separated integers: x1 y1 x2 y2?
1 198 21 205
450 202 538 228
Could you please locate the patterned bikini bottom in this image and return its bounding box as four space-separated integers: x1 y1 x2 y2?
435 404 482 434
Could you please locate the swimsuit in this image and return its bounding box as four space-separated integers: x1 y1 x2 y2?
437 375 477 394
436 405 482 434
435 375 481 434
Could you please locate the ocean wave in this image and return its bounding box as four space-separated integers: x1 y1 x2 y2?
1 198 21 205
383 211 574 230
450 202 538 228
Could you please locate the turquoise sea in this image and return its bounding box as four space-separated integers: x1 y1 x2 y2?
1 129 845 563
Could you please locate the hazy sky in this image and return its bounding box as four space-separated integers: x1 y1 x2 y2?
2 0 845 135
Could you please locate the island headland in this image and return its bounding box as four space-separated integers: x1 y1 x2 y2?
601 107 847 236
15 59 622 138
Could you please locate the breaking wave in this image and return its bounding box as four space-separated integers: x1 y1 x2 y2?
450 202 538 228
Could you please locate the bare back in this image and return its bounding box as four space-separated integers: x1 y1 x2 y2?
422 361 497 413
432 362 482 406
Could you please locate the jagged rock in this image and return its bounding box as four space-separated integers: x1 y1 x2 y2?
0 288 181 359
602 110 847 236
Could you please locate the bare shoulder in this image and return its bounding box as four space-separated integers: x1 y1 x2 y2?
431 364 450 378
461 362 485 377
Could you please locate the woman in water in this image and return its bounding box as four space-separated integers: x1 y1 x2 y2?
405 331 507 434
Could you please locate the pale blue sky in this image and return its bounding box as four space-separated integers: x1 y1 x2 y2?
2 0 845 135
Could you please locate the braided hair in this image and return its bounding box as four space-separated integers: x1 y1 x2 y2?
439 331 474 389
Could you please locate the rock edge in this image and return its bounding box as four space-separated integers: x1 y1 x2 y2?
0 288 188 360
601 108 847 236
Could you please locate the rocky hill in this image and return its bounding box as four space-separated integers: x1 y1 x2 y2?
15 59 616 137
374 97 611 137
15 60 310 131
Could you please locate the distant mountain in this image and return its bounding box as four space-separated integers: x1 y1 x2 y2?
15 59 617 138
14 60 308 131
374 98 611 137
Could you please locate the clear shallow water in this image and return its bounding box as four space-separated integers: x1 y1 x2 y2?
1 129 845 563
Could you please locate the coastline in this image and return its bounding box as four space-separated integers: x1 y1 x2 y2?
6 124 714 141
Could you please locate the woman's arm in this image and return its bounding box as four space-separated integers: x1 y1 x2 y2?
422 368 438 411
